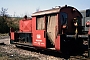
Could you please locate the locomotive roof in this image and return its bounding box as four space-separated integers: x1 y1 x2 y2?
31 5 82 18
32 8 61 16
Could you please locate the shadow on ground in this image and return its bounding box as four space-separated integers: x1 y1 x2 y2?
16 44 88 59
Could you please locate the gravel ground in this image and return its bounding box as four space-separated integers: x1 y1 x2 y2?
0 36 10 45
0 45 65 60
0 44 90 60
0 36 90 60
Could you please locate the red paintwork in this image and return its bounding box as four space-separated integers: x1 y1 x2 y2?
86 21 90 26
32 30 46 48
55 14 60 50
10 28 15 40
32 17 46 48
88 29 90 35
55 35 60 50
19 19 32 32
32 17 36 32
10 32 14 40
86 21 90 35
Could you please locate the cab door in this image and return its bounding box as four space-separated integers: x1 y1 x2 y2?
60 12 68 34
32 16 46 48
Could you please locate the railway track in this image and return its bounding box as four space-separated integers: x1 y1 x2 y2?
16 44 90 59
0 44 63 60
0 44 90 60
0 36 90 60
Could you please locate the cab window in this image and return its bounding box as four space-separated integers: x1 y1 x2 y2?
60 12 67 25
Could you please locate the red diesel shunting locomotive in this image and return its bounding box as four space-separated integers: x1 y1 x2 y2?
10 5 90 57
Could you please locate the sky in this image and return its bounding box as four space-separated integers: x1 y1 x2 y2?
0 0 90 17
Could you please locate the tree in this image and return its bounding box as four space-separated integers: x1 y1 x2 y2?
0 7 8 16
0 7 9 33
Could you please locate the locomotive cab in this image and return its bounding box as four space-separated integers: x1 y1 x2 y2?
31 5 84 54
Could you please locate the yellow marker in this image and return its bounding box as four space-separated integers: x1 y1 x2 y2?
75 28 78 34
